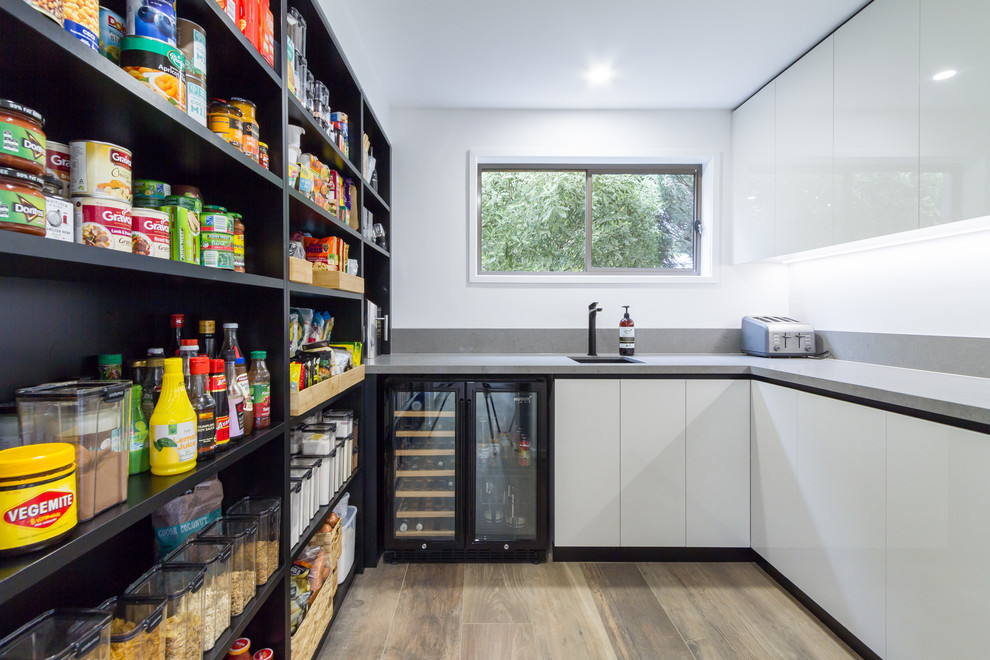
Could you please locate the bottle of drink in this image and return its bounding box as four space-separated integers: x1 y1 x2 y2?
199 320 217 360
619 305 635 356
235 356 254 435
210 358 229 452
224 350 245 442
129 359 146 387
142 355 165 421
248 350 271 429
188 356 216 460
128 383 149 475
398 520 409 533
170 314 185 356
219 322 243 360
149 357 197 476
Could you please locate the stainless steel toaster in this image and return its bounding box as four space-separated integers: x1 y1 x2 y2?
741 316 817 357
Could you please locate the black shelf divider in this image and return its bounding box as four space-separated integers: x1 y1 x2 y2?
364 240 391 259
287 94 361 179
363 182 391 214
290 472 358 558
0 424 284 604
205 563 287 660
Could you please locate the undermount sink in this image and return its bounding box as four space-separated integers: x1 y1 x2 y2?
568 356 643 364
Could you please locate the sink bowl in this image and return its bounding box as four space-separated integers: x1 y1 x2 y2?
568 356 643 364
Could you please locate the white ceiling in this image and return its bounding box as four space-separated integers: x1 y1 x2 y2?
341 0 870 110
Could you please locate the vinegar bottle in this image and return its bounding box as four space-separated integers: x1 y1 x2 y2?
149 357 198 476
619 305 635 356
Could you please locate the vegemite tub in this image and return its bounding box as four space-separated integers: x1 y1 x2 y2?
120 36 186 112
0 443 78 556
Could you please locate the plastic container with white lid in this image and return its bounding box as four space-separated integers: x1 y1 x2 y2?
228 496 281 585
290 466 315 522
163 540 232 650
15 381 131 521
327 446 339 494
334 437 347 488
125 564 205 660
289 478 302 547
336 505 357 585
299 423 334 454
343 433 354 480
98 595 166 660
0 608 112 660
196 517 258 616
322 409 353 437
292 456 327 506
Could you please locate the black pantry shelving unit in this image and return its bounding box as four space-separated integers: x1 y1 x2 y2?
0 0 391 654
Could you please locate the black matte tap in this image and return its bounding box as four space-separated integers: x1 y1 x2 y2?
588 302 602 356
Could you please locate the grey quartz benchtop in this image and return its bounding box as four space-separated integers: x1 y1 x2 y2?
365 353 990 429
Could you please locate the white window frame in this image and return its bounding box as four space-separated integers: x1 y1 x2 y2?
468 150 720 284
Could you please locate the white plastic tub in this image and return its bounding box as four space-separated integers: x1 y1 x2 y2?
337 504 357 584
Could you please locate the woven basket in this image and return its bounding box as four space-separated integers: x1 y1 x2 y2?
313 522 343 571
290 569 336 660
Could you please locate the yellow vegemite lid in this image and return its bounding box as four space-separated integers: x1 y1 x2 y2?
0 443 75 480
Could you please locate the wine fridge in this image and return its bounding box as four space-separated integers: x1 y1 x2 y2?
384 379 547 562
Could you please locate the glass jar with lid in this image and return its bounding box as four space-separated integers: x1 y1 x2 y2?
0 167 46 236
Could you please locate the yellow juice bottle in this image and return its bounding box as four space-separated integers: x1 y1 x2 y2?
149 357 198 476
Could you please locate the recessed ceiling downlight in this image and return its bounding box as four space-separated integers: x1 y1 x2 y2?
586 65 614 85
932 69 957 81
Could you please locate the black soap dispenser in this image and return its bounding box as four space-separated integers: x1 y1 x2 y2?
619 306 635 356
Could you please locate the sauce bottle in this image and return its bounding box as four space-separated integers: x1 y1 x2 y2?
199 320 217 360
248 350 271 429
210 358 230 452
170 314 185 356
619 305 635 356
149 357 198 476
142 355 165 421
219 322 243 360
225 351 245 441
235 356 254 435
189 356 217 460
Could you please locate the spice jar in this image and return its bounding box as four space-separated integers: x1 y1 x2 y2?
0 167 46 236
0 100 46 176
0 443 77 556
229 98 259 161
227 638 251 659
97 353 123 380
257 142 269 170
208 100 243 151
231 212 246 272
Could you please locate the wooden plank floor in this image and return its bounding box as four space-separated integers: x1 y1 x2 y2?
319 560 860 660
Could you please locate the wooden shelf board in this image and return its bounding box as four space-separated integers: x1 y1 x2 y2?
395 430 455 438
394 411 455 418
395 529 455 538
395 491 456 498
395 511 455 518
395 470 455 477
395 449 456 456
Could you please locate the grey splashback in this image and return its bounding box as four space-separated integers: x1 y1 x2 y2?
818 331 990 379
392 328 743 354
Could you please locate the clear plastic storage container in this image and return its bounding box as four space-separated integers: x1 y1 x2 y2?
197 517 258 615
336 504 357 585
334 437 347 488
322 409 352 438
289 478 302 547
15 381 131 521
291 456 327 506
125 565 205 660
98 596 167 660
299 423 334 454
228 496 281 584
0 609 112 660
290 466 315 521
163 540 232 650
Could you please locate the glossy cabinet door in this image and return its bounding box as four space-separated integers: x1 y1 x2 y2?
685 379 750 547
775 36 834 255
619 379 686 547
795 392 886 657
553 379 620 547
886 413 990 659
750 381 801 570
834 0 920 243
920 0 990 226
732 82 776 262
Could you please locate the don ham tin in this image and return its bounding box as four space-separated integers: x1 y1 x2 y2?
69 140 132 203
131 208 170 259
73 197 132 252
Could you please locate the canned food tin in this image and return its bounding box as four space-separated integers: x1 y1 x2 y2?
99 7 125 63
201 205 231 233
69 140 132 202
186 73 208 127
131 207 170 258
120 36 186 112
28 0 64 27
0 168 46 236
208 101 242 150
134 179 170 197
64 0 99 51
46 141 70 196
200 231 234 269
73 197 132 251
230 212 245 272
0 100 46 177
163 194 200 263
177 18 207 78
133 195 163 209
126 0 177 46
43 175 73 242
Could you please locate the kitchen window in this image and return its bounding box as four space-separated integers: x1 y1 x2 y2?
471 156 715 283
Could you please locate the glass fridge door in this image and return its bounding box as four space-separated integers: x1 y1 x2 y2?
390 384 460 543
470 385 541 544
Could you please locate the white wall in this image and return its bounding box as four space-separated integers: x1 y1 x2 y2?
390 108 788 330
318 0 390 133
788 226 990 337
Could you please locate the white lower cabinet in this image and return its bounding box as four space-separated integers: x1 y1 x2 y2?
886 413 990 659
686 379 750 547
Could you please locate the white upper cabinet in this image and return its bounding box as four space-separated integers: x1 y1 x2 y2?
920 0 990 226
834 0 920 243
774 36 834 255
732 82 776 262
